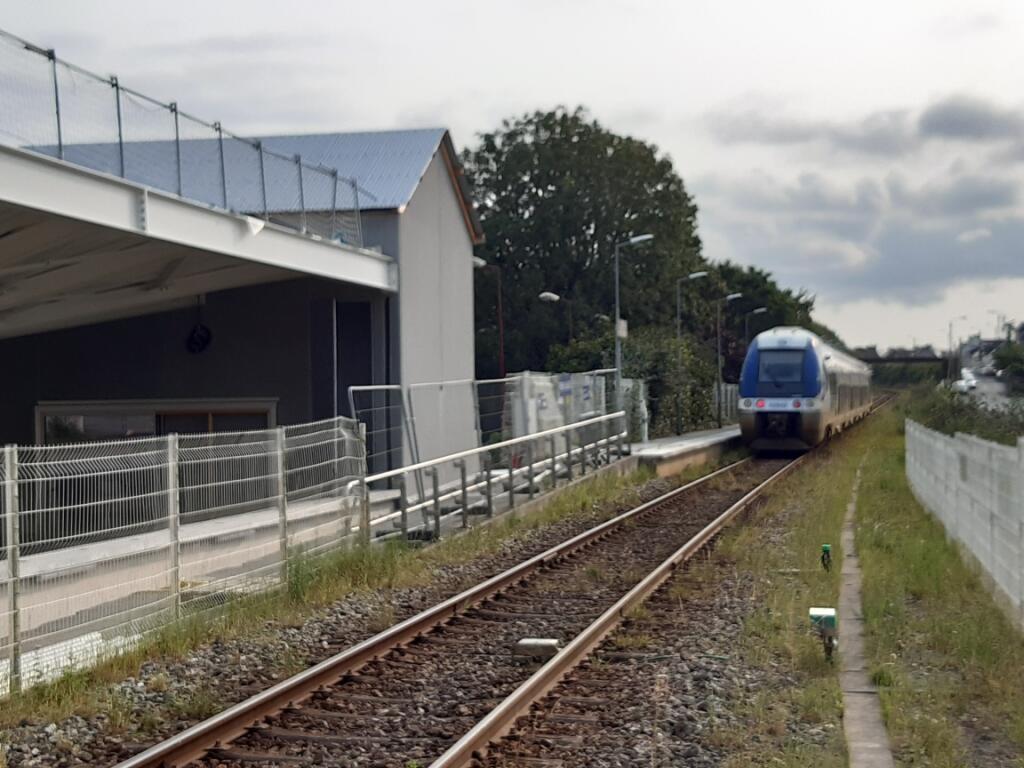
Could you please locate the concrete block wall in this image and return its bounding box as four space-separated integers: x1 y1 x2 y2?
905 420 1024 620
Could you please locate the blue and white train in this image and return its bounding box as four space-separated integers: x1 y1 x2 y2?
738 327 872 451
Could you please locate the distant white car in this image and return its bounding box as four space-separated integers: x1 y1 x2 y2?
960 368 978 389
951 379 971 394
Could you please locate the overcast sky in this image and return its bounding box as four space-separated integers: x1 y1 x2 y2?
5 0 1022 351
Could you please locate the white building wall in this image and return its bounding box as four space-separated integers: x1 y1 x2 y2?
905 420 1024 623
398 151 477 463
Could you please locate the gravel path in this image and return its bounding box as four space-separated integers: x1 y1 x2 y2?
2 473 681 767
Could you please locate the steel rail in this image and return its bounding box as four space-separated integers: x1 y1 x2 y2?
113 456 752 768
429 453 805 767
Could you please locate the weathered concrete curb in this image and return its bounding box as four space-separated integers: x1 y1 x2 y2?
636 435 742 478
840 465 896 768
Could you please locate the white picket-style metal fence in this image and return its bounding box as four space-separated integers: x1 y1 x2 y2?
905 419 1024 623
0 402 632 697
0 416 365 695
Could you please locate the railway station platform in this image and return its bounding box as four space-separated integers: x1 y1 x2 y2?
631 425 742 477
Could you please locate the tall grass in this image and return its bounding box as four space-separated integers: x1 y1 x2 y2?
856 406 1024 765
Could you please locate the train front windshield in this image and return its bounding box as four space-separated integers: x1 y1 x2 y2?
758 350 804 393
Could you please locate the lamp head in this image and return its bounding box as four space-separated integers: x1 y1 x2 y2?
688 270 709 280
628 233 654 245
538 291 560 303
726 292 743 302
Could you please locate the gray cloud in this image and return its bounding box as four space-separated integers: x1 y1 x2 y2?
918 95 1023 140
886 172 1017 217
697 169 1024 305
708 109 915 156
709 94 1024 157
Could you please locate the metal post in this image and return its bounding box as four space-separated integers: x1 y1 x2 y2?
275 427 288 584
48 50 63 160
111 76 125 178
4 446 21 694
548 436 557 490
484 464 493 518
296 155 307 233
431 468 442 540
170 102 182 196
352 180 363 248
604 419 613 463
564 433 574 482
617 415 626 457
398 475 409 539
716 300 723 428
457 460 469 528
330 170 339 240
580 431 587 476
257 141 269 220
360 478 371 545
507 447 515 509
215 122 228 209
470 384 484 451
526 442 535 500
166 435 181 622
614 243 623 411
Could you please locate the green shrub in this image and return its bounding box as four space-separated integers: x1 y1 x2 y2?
902 385 1024 446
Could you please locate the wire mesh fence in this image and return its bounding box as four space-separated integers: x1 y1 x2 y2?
0 28 362 247
0 417 364 696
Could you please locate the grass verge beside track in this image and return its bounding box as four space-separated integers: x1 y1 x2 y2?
704 428 871 766
856 405 1024 767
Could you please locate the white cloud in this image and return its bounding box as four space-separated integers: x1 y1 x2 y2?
956 227 993 243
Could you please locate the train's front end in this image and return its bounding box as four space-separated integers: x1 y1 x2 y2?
738 328 825 451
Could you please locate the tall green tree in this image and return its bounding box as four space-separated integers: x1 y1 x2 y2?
464 106 846 433
464 106 703 376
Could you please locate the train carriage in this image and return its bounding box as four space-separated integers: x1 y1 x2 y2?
738 327 871 451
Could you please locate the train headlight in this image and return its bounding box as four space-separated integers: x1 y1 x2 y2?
755 399 765 408
793 399 802 408
742 399 752 408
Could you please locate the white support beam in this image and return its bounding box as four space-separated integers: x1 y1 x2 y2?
0 144 397 293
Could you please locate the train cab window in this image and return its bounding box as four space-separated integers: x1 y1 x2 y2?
757 350 805 393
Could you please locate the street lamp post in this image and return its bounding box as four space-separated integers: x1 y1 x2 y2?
613 234 654 410
947 314 967 380
745 306 768 344
676 271 708 340
716 292 743 427
473 257 505 378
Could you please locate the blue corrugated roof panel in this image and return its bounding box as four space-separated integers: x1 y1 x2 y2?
32 128 448 214
260 128 447 211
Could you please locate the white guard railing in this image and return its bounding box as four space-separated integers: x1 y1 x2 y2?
0 409 629 697
349 411 628 541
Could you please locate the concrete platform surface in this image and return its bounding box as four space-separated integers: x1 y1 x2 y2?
630 425 741 458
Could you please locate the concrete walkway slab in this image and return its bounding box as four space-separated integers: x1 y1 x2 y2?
840 465 896 768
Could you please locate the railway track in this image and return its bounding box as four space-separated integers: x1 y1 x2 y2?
114 455 801 768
